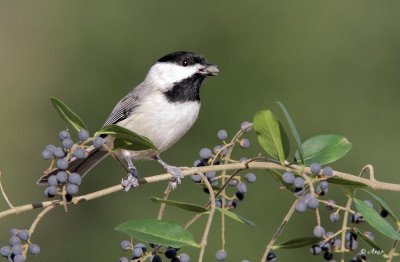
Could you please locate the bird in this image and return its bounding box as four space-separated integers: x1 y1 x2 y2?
38 51 219 191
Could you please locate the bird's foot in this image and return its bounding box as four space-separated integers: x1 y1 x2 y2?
166 165 184 190
121 168 139 192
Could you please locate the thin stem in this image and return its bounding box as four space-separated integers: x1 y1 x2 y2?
2 161 400 220
198 172 216 262
340 196 353 261
0 172 14 208
157 185 172 220
260 199 299 262
386 226 400 262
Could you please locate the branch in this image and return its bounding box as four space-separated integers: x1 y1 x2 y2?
2 161 400 220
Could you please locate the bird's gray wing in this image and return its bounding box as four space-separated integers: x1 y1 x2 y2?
103 91 139 127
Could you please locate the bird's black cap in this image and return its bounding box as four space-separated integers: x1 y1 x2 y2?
157 51 207 66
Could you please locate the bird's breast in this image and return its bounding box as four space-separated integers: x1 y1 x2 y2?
117 94 200 153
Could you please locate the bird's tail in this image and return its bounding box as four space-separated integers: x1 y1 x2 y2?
37 146 110 185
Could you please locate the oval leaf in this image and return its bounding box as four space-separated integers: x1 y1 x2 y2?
151 197 207 213
95 125 157 151
216 208 255 226
273 237 322 249
353 198 400 240
115 219 200 248
359 189 399 223
277 102 305 164
50 97 88 132
295 134 352 165
253 110 289 165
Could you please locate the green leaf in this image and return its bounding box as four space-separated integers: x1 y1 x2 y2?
95 124 157 151
151 197 207 213
216 208 256 226
269 170 295 192
50 97 88 132
355 228 384 251
253 110 290 165
273 237 322 249
295 134 352 165
115 219 200 248
277 101 305 164
353 198 400 240
327 177 367 188
359 189 399 223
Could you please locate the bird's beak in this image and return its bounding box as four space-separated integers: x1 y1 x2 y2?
198 64 219 76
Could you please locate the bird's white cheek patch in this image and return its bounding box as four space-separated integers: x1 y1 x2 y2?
146 63 201 89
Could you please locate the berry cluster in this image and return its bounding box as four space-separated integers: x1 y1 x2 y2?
118 241 190 262
191 122 255 212
0 228 40 262
41 129 104 200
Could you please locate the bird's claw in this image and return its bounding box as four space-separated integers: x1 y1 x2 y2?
167 166 183 190
121 171 139 192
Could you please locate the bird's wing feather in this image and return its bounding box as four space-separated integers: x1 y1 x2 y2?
103 91 139 127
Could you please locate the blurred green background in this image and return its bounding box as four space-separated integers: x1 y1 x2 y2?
1 1 400 261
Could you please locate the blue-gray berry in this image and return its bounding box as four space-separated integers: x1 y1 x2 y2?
56 158 69 170
307 197 319 209
282 172 295 184
132 247 143 257
310 163 321 175
59 130 70 141
310 244 321 255
190 174 201 183
245 173 256 183
45 144 56 153
313 226 325 237
9 236 20 245
28 244 40 255
56 171 68 183
41 150 53 160
217 129 228 140
66 184 79 195
199 148 212 159
120 240 131 251
44 186 57 197
0 246 11 257
294 177 305 188
12 244 22 255
119 257 129 262
53 147 65 158
93 136 104 149
215 250 227 261
13 254 25 262
179 253 190 262
17 230 29 241
319 181 329 190
48 175 58 186
68 173 81 185
10 228 18 236
237 182 247 193
73 147 87 159
62 138 74 149
150 255 162 262
206 171 216 179
322 166 333 177
330 213 340 223
295 200 307 212
78 129 90 141
240 121 252 133
240 138 250 149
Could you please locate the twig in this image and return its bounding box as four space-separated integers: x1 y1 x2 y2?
0 172 14 208
260 199 299 262
197 172 216 262
386 226 400 262
2 161 400 220
340 196 353 262
157 184 172 220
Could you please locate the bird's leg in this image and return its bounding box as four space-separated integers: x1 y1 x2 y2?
153 155 183 190
121 151 139 192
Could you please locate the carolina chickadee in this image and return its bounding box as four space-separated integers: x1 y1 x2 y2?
39 51 219 191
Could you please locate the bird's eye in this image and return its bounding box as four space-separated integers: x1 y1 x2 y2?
181 59 189 67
